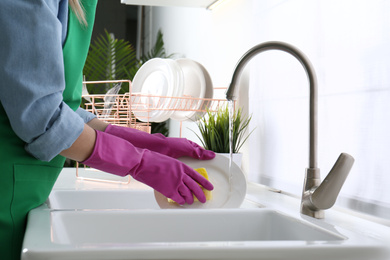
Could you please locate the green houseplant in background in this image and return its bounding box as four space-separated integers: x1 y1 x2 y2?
194 106 253 165
83 30 136 94
82 29 172 136
83 29 173 94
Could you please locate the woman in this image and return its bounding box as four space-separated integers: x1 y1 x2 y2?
0 1 214 259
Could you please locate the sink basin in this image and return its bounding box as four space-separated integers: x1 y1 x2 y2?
51 209 343 244
23 207 385 260
48 190 161 210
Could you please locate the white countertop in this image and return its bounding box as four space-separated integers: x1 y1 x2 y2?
22 167 389 260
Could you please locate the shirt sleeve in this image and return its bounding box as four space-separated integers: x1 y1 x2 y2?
0 0 85 162
76 107 97 123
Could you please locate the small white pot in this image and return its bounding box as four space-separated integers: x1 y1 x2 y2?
218 153 243 168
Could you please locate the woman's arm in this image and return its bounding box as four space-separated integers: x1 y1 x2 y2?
0 0 90 162
86 118 109 132
75 108 109 132
59 123 96 162
59 117 109 162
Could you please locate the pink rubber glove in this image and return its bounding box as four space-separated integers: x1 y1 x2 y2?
105 124 215 160
82 130 214 204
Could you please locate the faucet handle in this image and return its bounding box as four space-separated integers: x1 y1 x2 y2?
311 153 355 210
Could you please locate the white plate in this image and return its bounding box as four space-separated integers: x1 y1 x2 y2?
191 59 214 120
171 59 213 121
154 154 247 209
132 58 183 122
152 59 184 122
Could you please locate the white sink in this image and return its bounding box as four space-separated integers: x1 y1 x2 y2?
22 206 387 260
51 209 343 244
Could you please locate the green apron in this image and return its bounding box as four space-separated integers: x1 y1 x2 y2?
0 1 97 259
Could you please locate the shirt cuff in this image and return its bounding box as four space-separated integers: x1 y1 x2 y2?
76 107 97 123
25 104 85 162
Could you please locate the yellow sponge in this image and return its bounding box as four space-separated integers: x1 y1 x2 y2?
168 167 212 203
193 167 213 202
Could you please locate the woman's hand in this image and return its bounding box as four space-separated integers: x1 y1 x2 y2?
82 130 214 204
105 124 215 160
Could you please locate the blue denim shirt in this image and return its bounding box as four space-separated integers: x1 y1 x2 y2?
0 0 96 161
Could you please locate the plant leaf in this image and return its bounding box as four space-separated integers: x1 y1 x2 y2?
193 105 254 153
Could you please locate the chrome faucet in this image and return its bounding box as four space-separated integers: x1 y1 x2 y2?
226 41 355 219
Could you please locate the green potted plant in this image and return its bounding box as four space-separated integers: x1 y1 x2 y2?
194 105 253 166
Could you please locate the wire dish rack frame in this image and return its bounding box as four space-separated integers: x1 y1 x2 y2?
82 80 230 132
77 79 231 184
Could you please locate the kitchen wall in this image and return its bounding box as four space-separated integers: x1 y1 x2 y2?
93 0 138 46
146 0 390 219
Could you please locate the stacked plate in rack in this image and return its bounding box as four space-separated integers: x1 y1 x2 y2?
132 58 213 122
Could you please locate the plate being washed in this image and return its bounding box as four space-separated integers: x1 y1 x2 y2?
154 154 247 209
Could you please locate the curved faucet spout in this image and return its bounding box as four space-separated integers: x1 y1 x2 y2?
226 41 354 219
226 41 318 169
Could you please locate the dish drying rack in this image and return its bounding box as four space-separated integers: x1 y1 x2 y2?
82 80 230 133
77 79 231 184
